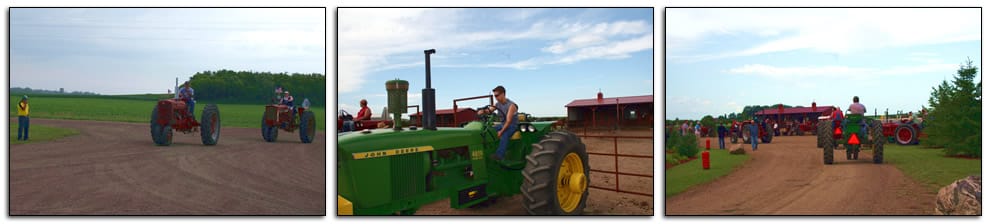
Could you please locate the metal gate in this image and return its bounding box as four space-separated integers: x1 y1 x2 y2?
579 133 654 197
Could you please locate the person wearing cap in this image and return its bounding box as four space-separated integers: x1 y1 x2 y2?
17 95 30 141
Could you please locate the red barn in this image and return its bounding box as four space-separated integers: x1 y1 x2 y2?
409 108 478 127
564 93 653 129
754 105 835 123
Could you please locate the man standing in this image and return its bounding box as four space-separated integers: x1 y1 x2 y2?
17 95 30 141
717 121 727 149
477 86 518 161
750 118 759 151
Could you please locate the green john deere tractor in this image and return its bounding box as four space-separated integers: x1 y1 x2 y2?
337 49 590 215
819 113 885 164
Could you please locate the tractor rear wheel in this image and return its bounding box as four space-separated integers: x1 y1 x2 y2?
821 120 833 164
150 104 173 146
299 110 316 143
895 125 916 145
868 120 885 164
261 109 279 142
521 131 589 215
818 120 832 148
200 104 220 145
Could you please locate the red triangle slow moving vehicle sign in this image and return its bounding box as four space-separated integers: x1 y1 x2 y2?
848 133 860 145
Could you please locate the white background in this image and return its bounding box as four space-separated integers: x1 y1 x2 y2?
2 0 985 223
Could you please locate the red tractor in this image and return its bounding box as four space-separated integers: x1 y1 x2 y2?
739 119 774 144
150 98 220 146
881 119 924 145
262 103 317 143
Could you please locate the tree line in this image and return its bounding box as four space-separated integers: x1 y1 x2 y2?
924 59 981 157
189 70 325 106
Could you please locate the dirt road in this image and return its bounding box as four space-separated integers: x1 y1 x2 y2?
666 136 936 215
9 118 326 215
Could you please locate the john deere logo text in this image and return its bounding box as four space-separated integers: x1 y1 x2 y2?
352 146 435 160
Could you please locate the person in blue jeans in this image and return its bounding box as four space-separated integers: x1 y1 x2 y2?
750 119 759 151
477 85 519 161
178 81 195 117
17 95 30 141
717 122 727 149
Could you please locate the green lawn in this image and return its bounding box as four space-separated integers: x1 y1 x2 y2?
884 144 982 191
665 149 750 197
9 95 326 131
9 123 80 145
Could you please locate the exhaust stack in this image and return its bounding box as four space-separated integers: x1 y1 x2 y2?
422 49 437 130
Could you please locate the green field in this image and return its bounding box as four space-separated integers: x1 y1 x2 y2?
885 144 982 191
9 123 80 145
665 149 750 197
9 94 326 131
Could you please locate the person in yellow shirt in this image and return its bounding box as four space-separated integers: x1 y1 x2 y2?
17 95 30 141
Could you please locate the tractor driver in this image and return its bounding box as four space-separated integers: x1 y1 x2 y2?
848 96 868 139
179 81 195 117
477 85 518 161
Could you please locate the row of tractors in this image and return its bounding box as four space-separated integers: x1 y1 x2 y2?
150 83 317 146
722 110 923 166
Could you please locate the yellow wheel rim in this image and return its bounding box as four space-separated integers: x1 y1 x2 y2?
556 152 586 213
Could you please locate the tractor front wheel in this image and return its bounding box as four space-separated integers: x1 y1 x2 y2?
730 129 738 144
200 104 220 145
299 110 316 143
521 131 589 215
741 124 752 144
150 104 173 146
261 109 279 142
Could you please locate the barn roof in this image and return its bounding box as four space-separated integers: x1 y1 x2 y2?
755 106 835 115
565 95 653 108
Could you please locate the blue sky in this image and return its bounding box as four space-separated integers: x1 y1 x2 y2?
338 8 654 118
9 8 325 95
666 8 981 120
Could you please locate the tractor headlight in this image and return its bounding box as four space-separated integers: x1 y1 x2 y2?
527 125 535 132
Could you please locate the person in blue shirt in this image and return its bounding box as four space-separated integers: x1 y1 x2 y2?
717 121 727 149
178 81 195 117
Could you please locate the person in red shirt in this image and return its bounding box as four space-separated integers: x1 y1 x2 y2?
356 99 372 122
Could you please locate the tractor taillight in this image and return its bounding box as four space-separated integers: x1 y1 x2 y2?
848 133 860 145
834 127 842 139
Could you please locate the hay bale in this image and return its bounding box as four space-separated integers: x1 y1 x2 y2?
935 175 982 215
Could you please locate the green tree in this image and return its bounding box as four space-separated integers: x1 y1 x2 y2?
924 59 981 157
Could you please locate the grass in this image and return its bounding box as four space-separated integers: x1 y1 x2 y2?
9 123 80 145
884 144 982 192
9 95 326 131
665 149 750 197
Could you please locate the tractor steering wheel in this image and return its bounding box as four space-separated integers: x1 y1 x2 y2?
479 113 498 143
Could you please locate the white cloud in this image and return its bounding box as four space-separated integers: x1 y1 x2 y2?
339 8 652 93
725 63 960 79
553 34 653 64
668 8 981 62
